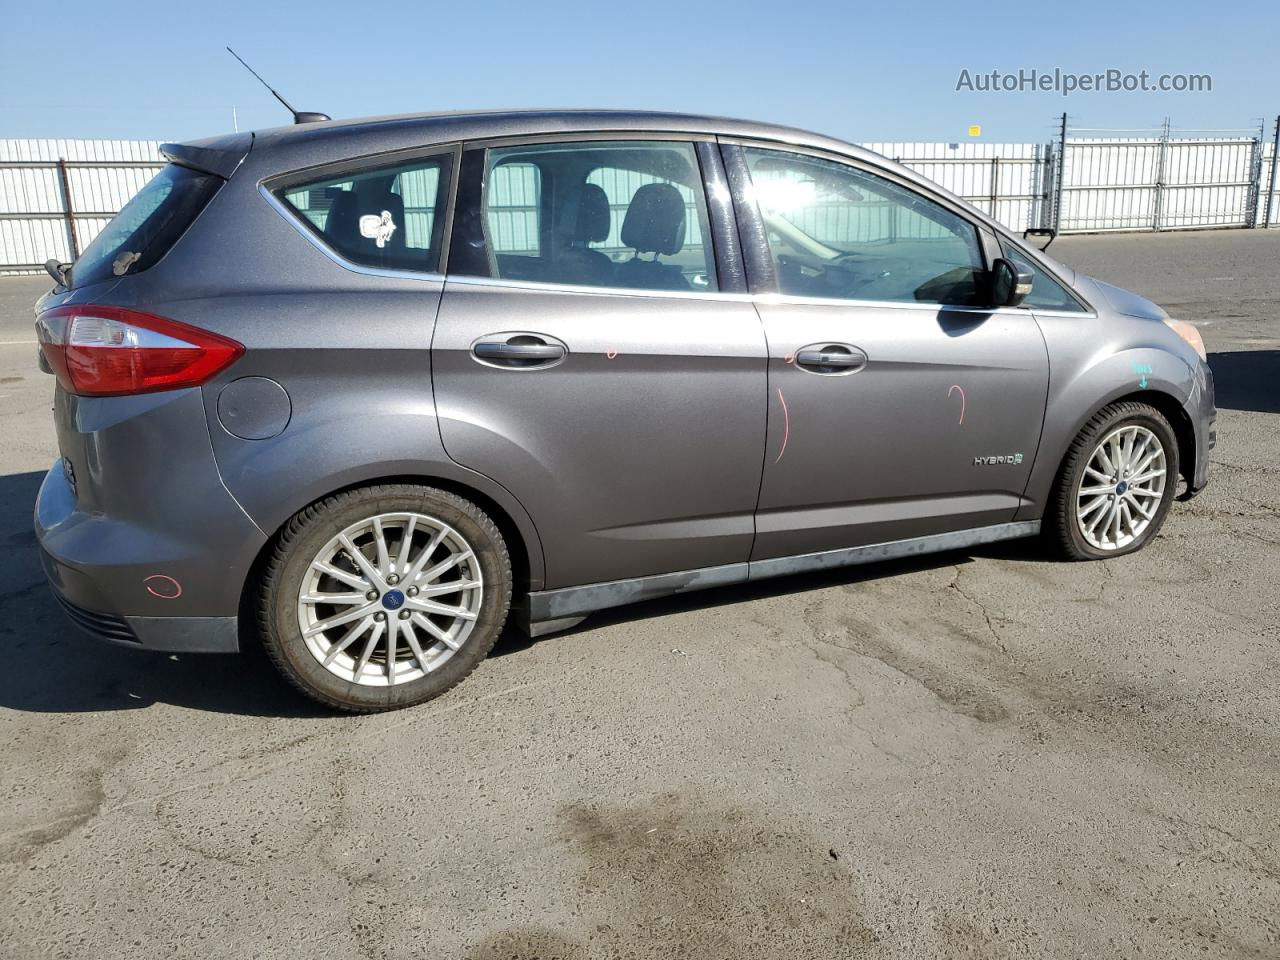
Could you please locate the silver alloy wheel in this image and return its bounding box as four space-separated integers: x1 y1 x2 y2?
1075 424 1167 551
298 512 483 686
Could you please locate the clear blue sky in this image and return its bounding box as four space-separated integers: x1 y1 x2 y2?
2 0 1277 143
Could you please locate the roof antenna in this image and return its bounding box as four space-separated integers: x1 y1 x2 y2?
225 47 330 124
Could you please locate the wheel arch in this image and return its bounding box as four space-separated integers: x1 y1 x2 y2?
236 470 545 648
1108 389 1196 486
1042 387 1196 501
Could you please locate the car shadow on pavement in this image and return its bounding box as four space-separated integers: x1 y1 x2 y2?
1208 350 1280 414
490 537 1046 658
0 470 330 718
3 463 1048 715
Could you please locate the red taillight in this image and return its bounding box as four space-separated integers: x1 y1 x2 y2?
35 305 243 397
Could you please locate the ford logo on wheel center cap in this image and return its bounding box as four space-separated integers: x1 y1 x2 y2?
1116 481 1129 495
382 589 406 610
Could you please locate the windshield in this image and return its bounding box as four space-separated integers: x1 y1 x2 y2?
70 163 221 289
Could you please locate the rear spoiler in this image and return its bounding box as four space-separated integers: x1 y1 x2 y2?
160 133 253 179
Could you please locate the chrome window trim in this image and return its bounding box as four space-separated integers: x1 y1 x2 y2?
441 273 1095 317
443 272 753 303
752 291 1096 319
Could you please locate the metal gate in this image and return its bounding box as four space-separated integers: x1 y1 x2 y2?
3 121 1279 274
1050 116 1280 233
0 139 165 273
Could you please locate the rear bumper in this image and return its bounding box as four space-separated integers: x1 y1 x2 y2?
46 587 238 653
35 457 250 654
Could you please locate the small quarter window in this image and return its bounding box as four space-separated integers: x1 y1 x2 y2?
998 238 1088 312
278 154 451 273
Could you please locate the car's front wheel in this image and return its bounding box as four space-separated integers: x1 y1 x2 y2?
1046 401 1180 560
257 484 512 712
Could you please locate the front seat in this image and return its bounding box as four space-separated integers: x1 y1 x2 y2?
614 182 691 291
554 183 615 286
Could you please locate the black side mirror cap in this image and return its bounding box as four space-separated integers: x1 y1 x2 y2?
989 257 1034 308
1023 228 1055 252
43 258 70 291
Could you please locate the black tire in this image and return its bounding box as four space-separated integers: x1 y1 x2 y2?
1045 401 1180 561
257 484 512 713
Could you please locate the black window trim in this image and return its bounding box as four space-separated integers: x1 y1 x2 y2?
446 131 746 299
261 142 461 280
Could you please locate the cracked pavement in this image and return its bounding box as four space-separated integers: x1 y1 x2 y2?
1 229 1278 958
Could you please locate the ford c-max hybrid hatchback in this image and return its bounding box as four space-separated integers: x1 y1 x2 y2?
33 110 1215 712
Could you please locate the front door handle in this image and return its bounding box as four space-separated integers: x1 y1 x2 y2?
793 343 867 375
472 334 567 369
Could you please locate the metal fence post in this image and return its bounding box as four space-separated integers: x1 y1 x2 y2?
1265 115 1280 228
55 158 79 260
1052 112 1068 232
1245 120 1265 227
1151 117 1170 231
1037 142 1054 230
989 156 1000 219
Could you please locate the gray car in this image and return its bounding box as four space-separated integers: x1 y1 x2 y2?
33 110 1215 712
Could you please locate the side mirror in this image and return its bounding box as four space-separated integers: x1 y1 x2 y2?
43 258 70 291
1022 228 1055 252
989 257 1034 307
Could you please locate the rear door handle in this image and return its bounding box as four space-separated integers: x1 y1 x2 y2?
472 334 567 368
793 343 867 375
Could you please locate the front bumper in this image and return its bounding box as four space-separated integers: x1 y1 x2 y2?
35 458 250 653
1181 358 1215 499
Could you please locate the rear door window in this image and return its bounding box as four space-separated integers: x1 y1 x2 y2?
463 140 718 293
277 154 452 273
70 163 221 289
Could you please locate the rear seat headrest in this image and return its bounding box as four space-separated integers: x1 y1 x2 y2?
572 184 610 245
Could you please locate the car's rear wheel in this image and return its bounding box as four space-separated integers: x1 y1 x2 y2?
1046 401 1180 560
258 484 512 712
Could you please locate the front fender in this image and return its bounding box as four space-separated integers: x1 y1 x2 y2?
1018 312 1199 519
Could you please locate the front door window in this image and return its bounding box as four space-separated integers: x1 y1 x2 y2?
742 147 985 306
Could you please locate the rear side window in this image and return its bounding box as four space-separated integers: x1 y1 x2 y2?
278 155 451 273
70 163 221 289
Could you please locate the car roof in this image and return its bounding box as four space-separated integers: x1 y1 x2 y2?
177 109 1007 238
188 108 894 180
251 108 855 155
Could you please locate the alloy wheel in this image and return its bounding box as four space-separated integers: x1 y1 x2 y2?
297 512 483 686
1075 424 1167 551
